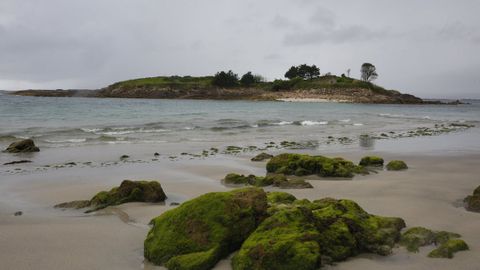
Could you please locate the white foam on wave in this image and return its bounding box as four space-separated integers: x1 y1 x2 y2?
301 121 328 126
339 119 351 123
81 128 102 133
275 121 293 126
353 123 364 126
45 138 87 143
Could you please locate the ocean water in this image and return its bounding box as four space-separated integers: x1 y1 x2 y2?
1 93 479 151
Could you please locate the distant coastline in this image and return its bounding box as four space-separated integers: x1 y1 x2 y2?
9 75 464 105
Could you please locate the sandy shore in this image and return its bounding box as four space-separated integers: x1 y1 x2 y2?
1 149 480 269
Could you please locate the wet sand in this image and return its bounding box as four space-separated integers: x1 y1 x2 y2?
1 148 480 269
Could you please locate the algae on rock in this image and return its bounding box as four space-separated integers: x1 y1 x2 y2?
359 156 384 167
464 185 480 212
144 188 268 270
266 153 366 178
386 160 408 170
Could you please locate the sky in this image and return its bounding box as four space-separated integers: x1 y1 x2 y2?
0 0 479 98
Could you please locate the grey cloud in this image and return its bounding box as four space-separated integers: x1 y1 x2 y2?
308 7 335 27
284 25 389 46
437 21 480 43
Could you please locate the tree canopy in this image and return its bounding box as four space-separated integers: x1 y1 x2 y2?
212 70 239 87
284 64 320 80
360 63 378 82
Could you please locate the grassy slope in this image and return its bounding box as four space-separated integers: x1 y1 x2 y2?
108 75 397 96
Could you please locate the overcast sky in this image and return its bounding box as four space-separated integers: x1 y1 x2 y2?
0 0 479 98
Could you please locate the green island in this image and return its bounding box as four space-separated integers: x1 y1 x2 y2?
11 63 461 104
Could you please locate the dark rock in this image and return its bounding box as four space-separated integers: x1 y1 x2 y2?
464 185 480 212
55 180 167 212
3 160 32 165
169 202 180 206
251 152 273 162
154 152 160 156
14 211 23 216
3 139 40 153
120 155 130 160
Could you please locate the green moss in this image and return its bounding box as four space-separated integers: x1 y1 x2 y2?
428 239 469 258
56 180 166 212
232 207 321 270
251 153 273 162
359 156 384 167
464 185 480 212
386 160 408 171
400 227 435 252
223 173 250 185
144 188 267 268
267 192 297 204
276 179 313 189
266 153 364 178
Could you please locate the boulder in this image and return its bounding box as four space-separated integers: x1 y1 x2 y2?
251 152 273 162
144 188 267 269
232 197 406 269
386 160 408 170
428 239 469 258
3 139 40 153
359 156 384 167
464 185 480 212
266 153 366 178
55 180 166 212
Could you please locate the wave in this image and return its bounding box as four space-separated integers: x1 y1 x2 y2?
44 138 87 143
378 113 432 120
298 120 328 126
353 123 364 126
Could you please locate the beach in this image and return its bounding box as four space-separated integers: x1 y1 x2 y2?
1 95 479 269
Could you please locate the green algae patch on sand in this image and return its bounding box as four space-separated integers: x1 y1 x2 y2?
359 156 384 167
386 160 408 171
428 239 469 258
232 206 321 270
266 153 366 178
144 188 268 269
233 197 406 269
464 185 480 212
55 180 166 212
266 192 297 204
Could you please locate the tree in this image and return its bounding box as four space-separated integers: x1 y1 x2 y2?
240 72 255 87
212 70 239 87
360 63 378 82
285 64 320 80
284 66 299 79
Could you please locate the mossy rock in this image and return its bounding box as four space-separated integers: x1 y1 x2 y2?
144 188 268 269
233 197 406 269
359 156 384 167
400 227 436 252
428 239 469 258
266 153 365 178
386 160 408 171
251 152 273 162
267 192 297 204
223 174 274 187
400 227 466 257
275 179 313 189
3 139 40 153
464 185 480 212
55 180 166 212
232 206 321 270
223 173 251 185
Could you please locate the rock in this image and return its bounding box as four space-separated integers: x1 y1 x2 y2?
359 156 384 167
232 197 406 269
144 188 267 269
464 185 480 212
428 239 469 258
120 155 130 160
169 202 180 206
266 191 297 204
267 153 366 178
14 211 23 216
3 139 40 153
154 152 160 156
3 160 32 165
251 152 273 162
223 173 252 185
275 178 313 189
400 226 466 257
386 160 408 170
55 180 166 212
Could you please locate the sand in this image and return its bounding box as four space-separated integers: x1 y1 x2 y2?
1 149 480 270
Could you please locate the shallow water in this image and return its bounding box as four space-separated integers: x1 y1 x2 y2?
1 94 479 150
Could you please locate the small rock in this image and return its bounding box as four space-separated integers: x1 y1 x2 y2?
251 152 273 162
3 139 40 153
170 202 180 206
120 155 130 160
154 152 160 157
14 211 23 216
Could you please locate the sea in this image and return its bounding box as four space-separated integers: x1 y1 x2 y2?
1 92 479 171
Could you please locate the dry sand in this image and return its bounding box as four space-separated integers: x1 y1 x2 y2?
1 151 479 270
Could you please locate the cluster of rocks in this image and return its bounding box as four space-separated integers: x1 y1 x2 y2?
143 188 467 270
359 156 408 171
